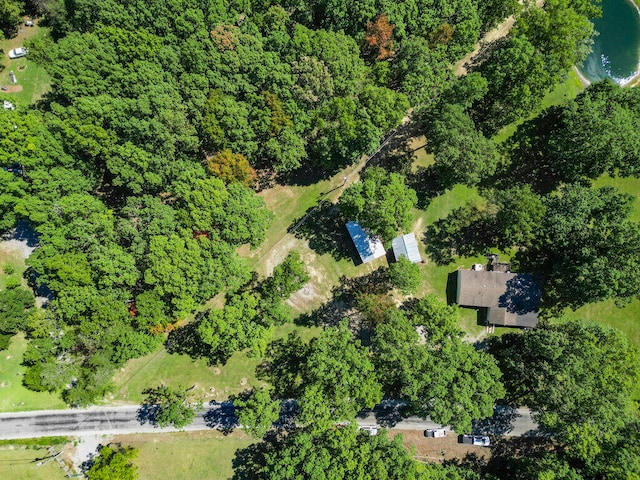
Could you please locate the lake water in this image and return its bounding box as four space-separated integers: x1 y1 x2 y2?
579 0 640 84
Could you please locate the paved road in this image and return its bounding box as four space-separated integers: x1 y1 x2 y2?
0 403 540 440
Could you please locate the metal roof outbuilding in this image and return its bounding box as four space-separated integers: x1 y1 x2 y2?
392 233 422 263
345 221 386 264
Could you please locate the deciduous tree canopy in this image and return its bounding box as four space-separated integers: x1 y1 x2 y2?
339 167 417 243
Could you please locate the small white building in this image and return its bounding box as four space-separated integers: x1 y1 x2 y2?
391 233 421 263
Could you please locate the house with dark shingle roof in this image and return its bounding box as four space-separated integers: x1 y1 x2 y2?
455 268 541 328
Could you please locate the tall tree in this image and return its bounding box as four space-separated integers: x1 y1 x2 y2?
489 320 640 459
141 384 202 429
86 444 138 480
339 167 417 242
389 256 422 295
231 425 424 480
372 297 505 433
234 387 281 439
298 322 383 429
515 185 640 308
426 103 500 188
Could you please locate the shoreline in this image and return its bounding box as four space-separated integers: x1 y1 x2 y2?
576 0 640 88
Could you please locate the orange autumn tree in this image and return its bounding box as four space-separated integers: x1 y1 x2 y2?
207 149 257 187
429 23 455 47
365 13 395 60
210 24 238 51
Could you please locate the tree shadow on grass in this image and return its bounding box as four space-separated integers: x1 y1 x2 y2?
289 202 361 264
407 165 443 210
423 213 496 266
482 436 557 479
230 433 280 480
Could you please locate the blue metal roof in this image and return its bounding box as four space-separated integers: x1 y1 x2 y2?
345 221 386 264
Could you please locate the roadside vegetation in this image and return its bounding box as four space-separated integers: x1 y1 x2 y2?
0 0 639 478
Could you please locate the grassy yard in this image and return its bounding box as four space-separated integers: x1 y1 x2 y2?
0 21 51 107
0 448 67 480
111 323 321 404
0 250 27 290
493 69 585 143
111 431 255 480
111 347 264 405
0 333 66 412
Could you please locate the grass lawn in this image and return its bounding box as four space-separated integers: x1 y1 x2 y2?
0 333 66 412
111 431 255 480
0 448 67 480
0 21 51 106
0 254 27 290
593 174 640 222
493 69 585 143
111 323 322 404
111 345 264 405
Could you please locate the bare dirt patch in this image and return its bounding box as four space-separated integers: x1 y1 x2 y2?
454 0 545 77
287 249 332 312
1 85 23 92
63 434 114 473
262 236 299 277
390 429 492 463
0 238 35 262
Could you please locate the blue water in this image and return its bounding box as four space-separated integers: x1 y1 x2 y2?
579 0 640 84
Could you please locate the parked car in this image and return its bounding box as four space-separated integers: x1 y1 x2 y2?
461 435 491 446
25 20 34 27
424 428 446 438
8 47 27 59
358 426 379 436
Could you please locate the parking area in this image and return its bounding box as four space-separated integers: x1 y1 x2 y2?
390 429 492 463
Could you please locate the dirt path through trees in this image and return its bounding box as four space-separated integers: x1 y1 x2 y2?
454 0 545 76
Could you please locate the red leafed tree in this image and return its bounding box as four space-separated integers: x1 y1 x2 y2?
207 149 257 187
365 13 395 60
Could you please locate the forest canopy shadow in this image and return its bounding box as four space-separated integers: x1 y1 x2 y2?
165 320 228 366
290 202 358 263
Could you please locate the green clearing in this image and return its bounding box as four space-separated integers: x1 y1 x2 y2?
0 22 51 106
112 431 254 480
0 255 27 290
0 333 66 412
111 323 322 404
111 343 264 404
0 448 67 479
493 69 585 143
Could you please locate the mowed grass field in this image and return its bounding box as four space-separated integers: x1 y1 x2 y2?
0 20 51 106
111 323 321 404
0 333 66 412
111 431 255 480
0 448 67 480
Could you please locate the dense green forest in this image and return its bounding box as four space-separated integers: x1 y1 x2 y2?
1 0 639 478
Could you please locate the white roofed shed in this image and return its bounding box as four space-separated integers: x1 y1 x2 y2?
392 233 421 263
